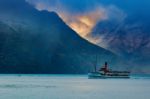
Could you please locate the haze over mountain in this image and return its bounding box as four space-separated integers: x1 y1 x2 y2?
0 0 121 74
90 14 150 74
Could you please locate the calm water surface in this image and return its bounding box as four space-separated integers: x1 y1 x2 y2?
0 74 149 99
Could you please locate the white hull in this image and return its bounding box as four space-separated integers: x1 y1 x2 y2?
88 72 130 79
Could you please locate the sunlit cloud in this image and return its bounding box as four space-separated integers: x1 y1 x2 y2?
59 7 107 37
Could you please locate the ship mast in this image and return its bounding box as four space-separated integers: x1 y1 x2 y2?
94 54 98 72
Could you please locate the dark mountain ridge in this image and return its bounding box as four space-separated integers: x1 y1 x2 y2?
0 0 125 74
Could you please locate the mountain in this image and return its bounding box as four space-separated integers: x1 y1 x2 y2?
90 15 150 74
0 0 121 74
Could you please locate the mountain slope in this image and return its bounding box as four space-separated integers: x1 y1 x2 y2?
0 0 121 74
90 16 150 73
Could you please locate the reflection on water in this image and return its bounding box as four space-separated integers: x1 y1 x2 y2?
0 74 149 99
0 84 56 89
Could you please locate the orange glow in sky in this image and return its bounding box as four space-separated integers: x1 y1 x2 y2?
60 8 107 38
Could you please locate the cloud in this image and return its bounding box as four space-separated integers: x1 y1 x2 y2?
60 7 107 37
86 5 127 47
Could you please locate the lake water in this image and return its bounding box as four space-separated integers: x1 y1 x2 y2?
0 74 149 99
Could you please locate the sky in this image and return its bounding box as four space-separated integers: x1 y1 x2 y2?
26 0 150 44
